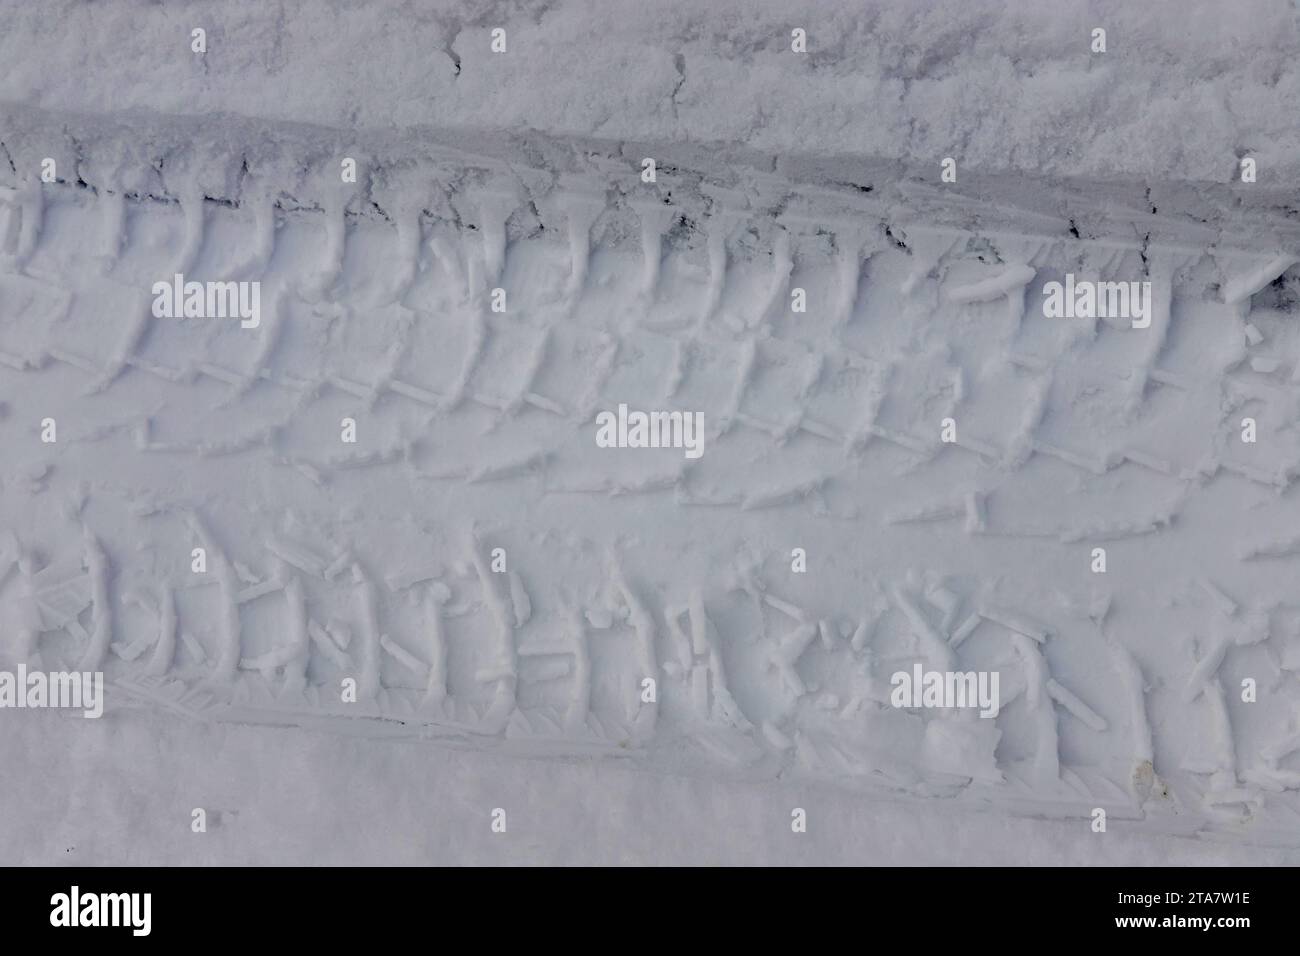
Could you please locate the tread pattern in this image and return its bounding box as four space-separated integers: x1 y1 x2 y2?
3 136 1300 847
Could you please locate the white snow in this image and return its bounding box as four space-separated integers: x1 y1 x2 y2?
2 0 1300 867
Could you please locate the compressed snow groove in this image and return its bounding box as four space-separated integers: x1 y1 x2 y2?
1 113 1300 851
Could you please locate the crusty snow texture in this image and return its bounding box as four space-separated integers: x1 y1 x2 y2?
1 0 1297 184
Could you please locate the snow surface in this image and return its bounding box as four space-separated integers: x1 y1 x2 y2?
2 0 1299 183
7 710 1297 865
2 1 1300 867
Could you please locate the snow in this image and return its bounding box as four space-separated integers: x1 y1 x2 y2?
1 0 1297 183
2 0 1300 867
6 709 1297 865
